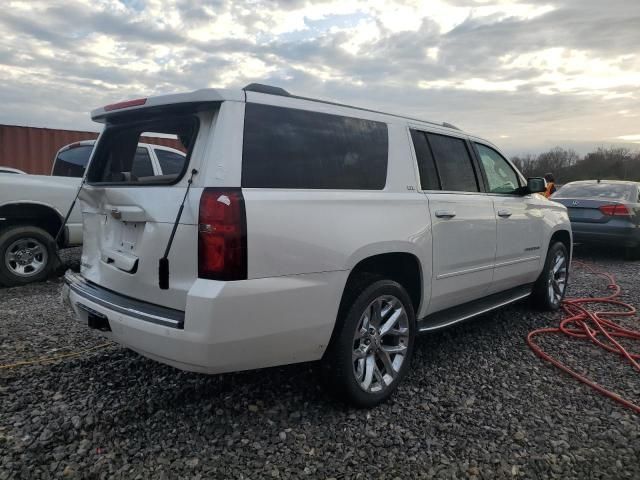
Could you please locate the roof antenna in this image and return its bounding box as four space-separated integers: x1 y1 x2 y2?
159 168 198 289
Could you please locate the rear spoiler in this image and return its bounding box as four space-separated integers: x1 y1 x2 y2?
91 88 243 123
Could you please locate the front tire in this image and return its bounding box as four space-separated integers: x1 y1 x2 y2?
322 278 416 407
0 226 58 287
532 241 569 311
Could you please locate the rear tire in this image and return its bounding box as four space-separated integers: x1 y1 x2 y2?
531 241 569 311
0 225 58 287
322 277 416 408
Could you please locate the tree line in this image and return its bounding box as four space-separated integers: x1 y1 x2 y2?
511 147 640 184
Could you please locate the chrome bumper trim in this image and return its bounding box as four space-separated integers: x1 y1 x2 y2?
64 271 184 329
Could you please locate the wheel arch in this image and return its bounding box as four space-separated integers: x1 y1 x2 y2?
549 229 572 262
339 247 424 320
0 202 66 246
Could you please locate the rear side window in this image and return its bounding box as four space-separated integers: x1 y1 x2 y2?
242 104 388 189
155 149 186 175
52 145 93 177
427 133 479 192
87 116 197 185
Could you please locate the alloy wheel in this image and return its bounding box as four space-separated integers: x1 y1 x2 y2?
547 250 567 305
352 295 410 393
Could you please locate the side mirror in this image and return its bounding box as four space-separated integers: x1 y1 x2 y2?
526 177 546 194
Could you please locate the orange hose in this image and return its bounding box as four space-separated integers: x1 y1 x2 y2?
527 262 640 414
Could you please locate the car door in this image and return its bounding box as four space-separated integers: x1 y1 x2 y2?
472 142 545 294
410 129 497 315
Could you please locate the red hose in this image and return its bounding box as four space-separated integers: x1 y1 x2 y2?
527 261 640 414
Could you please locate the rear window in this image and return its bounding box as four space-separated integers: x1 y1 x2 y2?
87 116 197 185
554 183 635 201
52 145 93 177
242 103 388 189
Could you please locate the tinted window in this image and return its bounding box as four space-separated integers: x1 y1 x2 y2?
132 147 154 178
155 149 186 175
427 133 478 192
52 145 93 177
475 143 520 194
87 116 197 185
242 104 388 189
554 183 635 201
410 129 440 190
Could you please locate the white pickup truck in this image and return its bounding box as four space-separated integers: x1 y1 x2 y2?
0 140 185 286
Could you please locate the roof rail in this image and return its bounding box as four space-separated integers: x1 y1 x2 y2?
243 82 461 132
243 83 290 96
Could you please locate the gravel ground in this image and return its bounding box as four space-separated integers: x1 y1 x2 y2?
1 246 638 479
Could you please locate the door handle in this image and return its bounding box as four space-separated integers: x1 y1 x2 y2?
497 209 512 218
435 210 456 218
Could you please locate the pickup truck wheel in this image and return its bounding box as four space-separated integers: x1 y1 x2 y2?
532 241 569 311
323 278 416 407
0 226 57 287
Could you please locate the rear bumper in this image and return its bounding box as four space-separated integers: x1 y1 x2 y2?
571 223 640 247
63 270 347 374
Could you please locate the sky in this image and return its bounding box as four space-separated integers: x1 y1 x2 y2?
1 0 639 155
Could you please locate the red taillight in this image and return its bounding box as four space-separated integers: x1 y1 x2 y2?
198 188 247 280
599 204 631 216
104 98 147 111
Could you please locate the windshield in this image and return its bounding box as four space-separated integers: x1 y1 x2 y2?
52 145 93 177
87 115 196 185
554 183 635 201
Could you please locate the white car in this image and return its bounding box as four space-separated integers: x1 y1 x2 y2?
64 84 572 406
0 141 185 286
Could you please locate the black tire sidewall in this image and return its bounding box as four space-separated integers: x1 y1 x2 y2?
533 241 569 311
325 279 416 408
0 226 57 287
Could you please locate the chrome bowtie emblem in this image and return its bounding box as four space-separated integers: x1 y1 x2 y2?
571 200 580 206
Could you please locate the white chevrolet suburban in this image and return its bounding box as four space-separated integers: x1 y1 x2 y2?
0 141 184 286
64 84 572 406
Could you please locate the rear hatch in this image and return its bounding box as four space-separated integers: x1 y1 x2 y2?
79 104 217 311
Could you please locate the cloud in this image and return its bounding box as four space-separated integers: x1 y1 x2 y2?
0 0 638 154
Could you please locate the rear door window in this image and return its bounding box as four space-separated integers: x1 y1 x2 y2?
474 143 521 194
242 103 388 189
132 147 155 178
155 149 186 175
52 145 93 177
410 129 440 190
87 116 197 185
427 133 479 192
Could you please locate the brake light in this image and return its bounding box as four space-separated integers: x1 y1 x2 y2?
104 98 147 111
198 188 247 280
599 204 631 216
